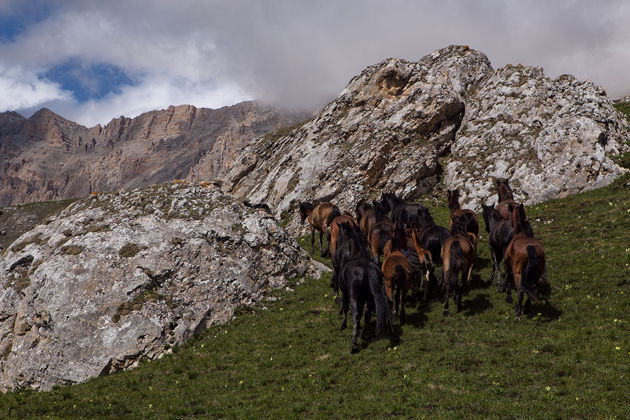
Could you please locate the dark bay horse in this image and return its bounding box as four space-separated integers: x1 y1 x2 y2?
447 189 479 244
416 208 450 266
367 201 393 264
440 219 476 316
495 179 519 220
481 203 515 289
336 222 393 353
329 213 359 257
299 201 340 257
504 204 550 319
378 192 427 228
381 223 412 323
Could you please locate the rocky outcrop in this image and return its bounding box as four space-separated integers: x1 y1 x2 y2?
0 102 307 206
0 181 325 391
223 46 628 231
446 66 628 206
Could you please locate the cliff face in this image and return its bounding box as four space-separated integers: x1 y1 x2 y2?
0 102 307 206
223 46 628 232
0 181 326 391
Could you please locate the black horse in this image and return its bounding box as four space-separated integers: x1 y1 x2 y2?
378 193 427 228
336 222 393 353
416 208 450 266
481 203 514 289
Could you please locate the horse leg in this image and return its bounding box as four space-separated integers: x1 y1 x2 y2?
504 266 513 304
524 297 532 315
350 299 362 353
442 271 450 316
490 248 500 288
340 293 348 328
362 303 372 339
319 230 326 257
400 286 407 324
466 263 474 293
394 285 401 319
310 228 315 253
515 290 524 320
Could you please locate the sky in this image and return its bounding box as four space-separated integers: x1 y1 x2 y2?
0 0 628 127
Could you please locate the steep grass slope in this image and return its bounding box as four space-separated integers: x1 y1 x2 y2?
0 176 628 418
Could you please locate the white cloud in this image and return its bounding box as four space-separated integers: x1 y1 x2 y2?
0 66 71 111
57 76 250 127
0 0 628 125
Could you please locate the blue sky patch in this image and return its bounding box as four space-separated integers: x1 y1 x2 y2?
43 59 138 103
0 1 53 42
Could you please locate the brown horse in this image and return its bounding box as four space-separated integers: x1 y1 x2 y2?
366 201 393 264
381 224 412 323
299 201 340 257
329 213 359 257
409 228 434 301
447 189 479 243
355 201 377 237
440 219 476 315
504 203 550 319
382 252 412 323
495 179 519 220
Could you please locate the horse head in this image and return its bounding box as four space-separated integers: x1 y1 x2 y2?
298 201 314 223
447 189 461 212
497 179 514 201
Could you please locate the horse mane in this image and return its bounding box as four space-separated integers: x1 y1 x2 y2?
390 223 407 251
451 218 468 236
299 201 314 212
372 200 389 220
497 179 514 201
509 203 534 237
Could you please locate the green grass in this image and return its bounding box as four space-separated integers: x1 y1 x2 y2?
613 101 630 124
0 198 77 251
0 177 628 418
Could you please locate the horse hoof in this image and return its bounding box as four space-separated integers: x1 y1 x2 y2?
442 310 449 316
350 346 360 354
505 295 513 304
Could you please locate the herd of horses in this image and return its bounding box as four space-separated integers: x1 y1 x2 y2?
298 180 551 353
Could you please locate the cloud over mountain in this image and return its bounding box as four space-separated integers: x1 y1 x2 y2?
0 0 628 125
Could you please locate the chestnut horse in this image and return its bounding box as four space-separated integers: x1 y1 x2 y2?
495 179 519 220
329 213 359 257
447 189 479 243
504 203 550 319
440 219 476 315
299 201 340 257
381 223 412 323
409 228 434 301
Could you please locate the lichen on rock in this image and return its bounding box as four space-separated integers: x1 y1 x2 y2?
0 182 325 391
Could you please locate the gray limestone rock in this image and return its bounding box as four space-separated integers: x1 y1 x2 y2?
0 182 325 391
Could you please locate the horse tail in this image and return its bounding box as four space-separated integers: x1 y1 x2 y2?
522 245 541 302
327 205 341 227
368 266 393 337
449 241 463 286
394 264 407 288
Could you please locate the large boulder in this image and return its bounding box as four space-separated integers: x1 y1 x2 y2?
223 46 628 232
0 182 325 391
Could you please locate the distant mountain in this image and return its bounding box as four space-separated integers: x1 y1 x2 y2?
0 102 308 205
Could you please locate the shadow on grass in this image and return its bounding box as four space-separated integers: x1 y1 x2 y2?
462 293 493 316
531 300 563 322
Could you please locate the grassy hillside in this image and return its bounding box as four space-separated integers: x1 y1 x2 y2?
0 198 77 251
0 176 628 418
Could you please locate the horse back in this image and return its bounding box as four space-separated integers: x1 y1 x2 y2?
505 234 545 273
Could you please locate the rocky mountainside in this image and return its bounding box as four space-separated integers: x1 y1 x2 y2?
223 46 629 231
0 181 326 391
0 102 307 206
